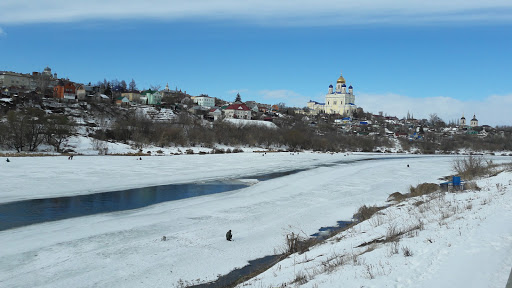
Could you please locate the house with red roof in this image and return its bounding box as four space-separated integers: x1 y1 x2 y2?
208 107 222 121
224 103 251 120
53 80 76 100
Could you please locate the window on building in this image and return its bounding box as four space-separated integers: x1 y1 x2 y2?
333 101 337 105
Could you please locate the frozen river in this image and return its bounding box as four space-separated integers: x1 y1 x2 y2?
0 153 492 287
0 154 413 231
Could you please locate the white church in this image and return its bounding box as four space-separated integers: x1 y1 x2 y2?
307 71 357 116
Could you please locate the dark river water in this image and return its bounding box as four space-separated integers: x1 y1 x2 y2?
0 166 323 231
0 182 247 231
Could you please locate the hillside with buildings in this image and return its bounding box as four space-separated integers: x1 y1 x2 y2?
1 67 511 155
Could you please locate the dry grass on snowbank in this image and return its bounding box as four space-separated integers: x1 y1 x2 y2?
452 155 510 180
265 181 510 287
252 160 512 287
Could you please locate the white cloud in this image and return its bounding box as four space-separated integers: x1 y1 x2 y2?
0 27 6 36
227 89 249 95
258 89 309 107
357 92 512 127
1 0 511 25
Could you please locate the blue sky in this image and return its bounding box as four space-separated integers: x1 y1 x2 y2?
1 0 511 126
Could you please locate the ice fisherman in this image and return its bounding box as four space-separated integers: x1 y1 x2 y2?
226 230 232 241
6 158 10 163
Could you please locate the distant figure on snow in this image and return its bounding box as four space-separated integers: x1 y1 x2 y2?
407 164 409 168
6 158 10 163
139 157 142 160
226 230 232 241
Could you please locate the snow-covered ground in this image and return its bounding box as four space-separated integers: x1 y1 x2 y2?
0 153 511 288
241 170 512 288
223 118 278 128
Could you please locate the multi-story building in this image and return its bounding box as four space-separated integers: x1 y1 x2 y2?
192 95 215 107
140 89 162 105
224 103 251 119
0 71 35 89
53 81 76 100
121 91 141 102
307 71 357 116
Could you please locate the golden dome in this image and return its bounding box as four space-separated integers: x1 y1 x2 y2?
337 74 346 84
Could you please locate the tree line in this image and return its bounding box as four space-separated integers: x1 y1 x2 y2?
2 107 510 154
0 109 76 152
89 111 393 152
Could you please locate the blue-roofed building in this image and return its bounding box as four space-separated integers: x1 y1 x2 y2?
306 100 325 115
325 71 357 116
305 70 359 116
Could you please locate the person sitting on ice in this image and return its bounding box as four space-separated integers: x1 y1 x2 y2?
6 158 10 162
226 230 232 241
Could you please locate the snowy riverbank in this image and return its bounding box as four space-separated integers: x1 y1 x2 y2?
0 153 510 287
239 170 512 288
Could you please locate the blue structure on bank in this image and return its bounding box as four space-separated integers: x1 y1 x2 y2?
440 176 464 191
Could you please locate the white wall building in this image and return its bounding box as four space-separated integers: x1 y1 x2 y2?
324 72 356 115
460 114 467 127
470 114 479 127
460 114 479 128
224 103 251 119
307 71 357 116
193 96 215 107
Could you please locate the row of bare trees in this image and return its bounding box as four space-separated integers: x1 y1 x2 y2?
89 111 392 152
398 132 512 154
0 109 76 152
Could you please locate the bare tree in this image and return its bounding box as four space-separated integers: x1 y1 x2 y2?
5 110 27 152
129 79 137 91
102 79 109 90
4 109 46 152
150 84 161 91
110 79 120 88
276 102 287 109
429 113 446 129
45 114 76 152
25 108 47 151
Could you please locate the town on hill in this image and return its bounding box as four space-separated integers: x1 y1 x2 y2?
1 67 511 155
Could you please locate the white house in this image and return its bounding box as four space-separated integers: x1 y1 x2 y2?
224 103 251 119
209 108 222 121
193 95 215 107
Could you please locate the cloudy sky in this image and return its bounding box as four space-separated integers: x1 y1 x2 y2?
1 0 511 125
